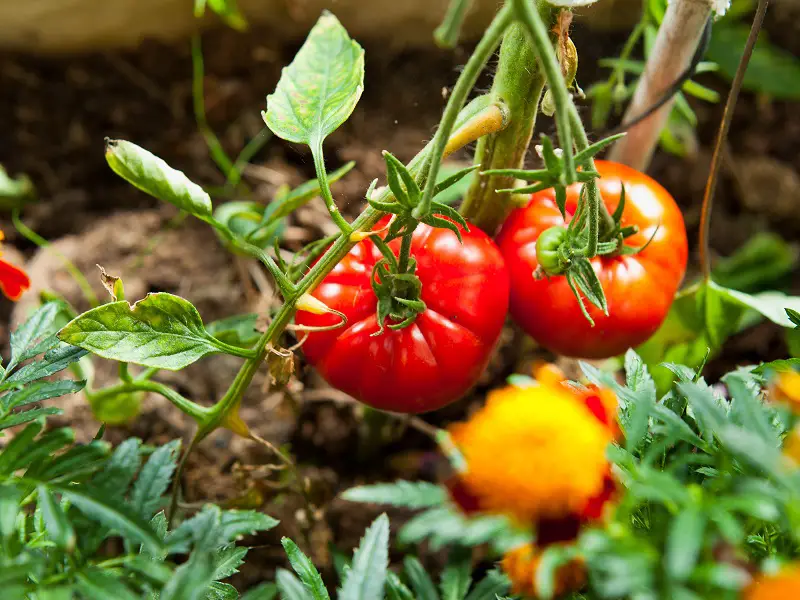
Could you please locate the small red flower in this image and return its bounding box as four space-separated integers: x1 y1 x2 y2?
0 231 29 301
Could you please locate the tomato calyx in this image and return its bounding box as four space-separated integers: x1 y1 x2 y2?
370 256 427 336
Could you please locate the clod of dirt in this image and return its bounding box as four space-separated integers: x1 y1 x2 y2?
733 156 800 226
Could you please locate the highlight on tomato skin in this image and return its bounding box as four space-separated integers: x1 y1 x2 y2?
295 218 509 414
497 160 688 359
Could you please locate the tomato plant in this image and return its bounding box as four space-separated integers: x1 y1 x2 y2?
296 218 509 413
498 160 688 358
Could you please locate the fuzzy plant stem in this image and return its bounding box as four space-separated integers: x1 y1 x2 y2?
609 0 714 171
460 17 549 234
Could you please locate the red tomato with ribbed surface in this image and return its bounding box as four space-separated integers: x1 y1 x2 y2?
497 161 687 358
296 219 509 413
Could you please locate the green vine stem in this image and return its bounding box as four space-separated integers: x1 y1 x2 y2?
413 4 514 221
512 0 575 183
312 140 353 233
460 17 549 233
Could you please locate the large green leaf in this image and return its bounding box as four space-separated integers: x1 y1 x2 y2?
105 139 212 218
58 293 250 370
263 11 364 147
708 23 800 100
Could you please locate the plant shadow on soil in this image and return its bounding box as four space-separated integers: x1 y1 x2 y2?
1 12 799 587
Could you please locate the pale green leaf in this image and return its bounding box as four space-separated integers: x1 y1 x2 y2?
58 293 248 370
105 139 212 218
341 481 447 509
263 11 364 146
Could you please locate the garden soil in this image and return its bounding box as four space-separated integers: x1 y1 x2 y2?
1 12 799 588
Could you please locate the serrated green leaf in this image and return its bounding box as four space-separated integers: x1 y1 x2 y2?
206 582 239 600
77 569 139 600
342 481 447 509
131 439 180 519
105 139 212 217
213 545 248 581
339 514 390 600
6 302 63 373
440 550 471 600
276 568 312 600
124 554 174 585
263 11 364 147
2 379 85 412
59 293 250 370
37 440 110 482
38 485 76 551
666 506 705 580
403 556 439 600
282 538 330 600
219 509 280 543
160 551 216 600
385 572 415 600
3 344 87 388
0 407 62 431
94 438 142 496
56 484 164 553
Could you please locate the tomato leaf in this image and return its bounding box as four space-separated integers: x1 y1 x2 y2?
282 538 330 600
58 293 254 370
263 12 364 147
105 139 212 218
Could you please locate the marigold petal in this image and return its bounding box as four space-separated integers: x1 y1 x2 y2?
0 259 30 301
744 565 800 600
502 543 586 598
450 384 612 522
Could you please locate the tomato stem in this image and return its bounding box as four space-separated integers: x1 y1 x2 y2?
398 231 413 274
413 4 513 221
699 0 768 281
513 0 575 183
460 18 549 234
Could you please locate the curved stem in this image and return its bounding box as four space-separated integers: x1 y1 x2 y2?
513 0 575 183
413 4 514 220
312 141 352 234
91 380 210 423
699 0 769 280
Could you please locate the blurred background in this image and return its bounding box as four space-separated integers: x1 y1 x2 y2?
1 0 798 585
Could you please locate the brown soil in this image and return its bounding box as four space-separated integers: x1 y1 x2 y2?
1 11 799 588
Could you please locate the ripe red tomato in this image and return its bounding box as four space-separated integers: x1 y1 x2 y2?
296 219 509 413
497 160 688 358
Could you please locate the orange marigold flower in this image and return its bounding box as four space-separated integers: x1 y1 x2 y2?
0 231 30 301
501 543 586 599
771 370 800 413
744 565 800 600
449 382 613 523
